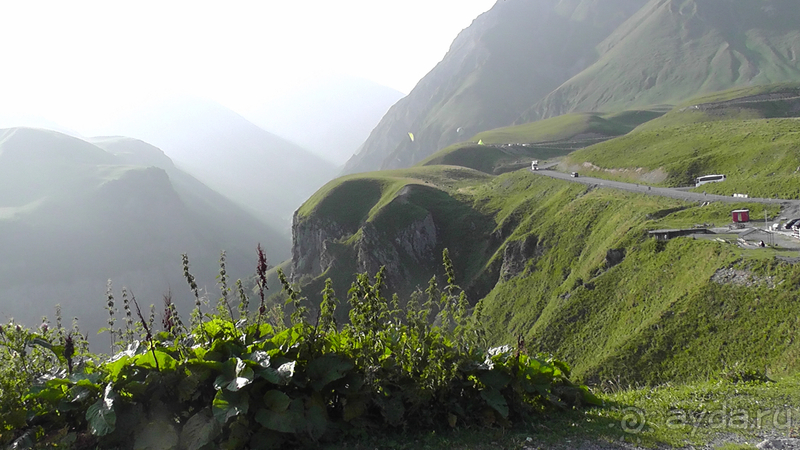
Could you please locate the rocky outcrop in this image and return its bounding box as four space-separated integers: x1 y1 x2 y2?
757 438 800 449
290 214 351 281
500 234 540 281
357 213 439 289
605 248 626 269
356 223 405 283
711 267 778 289
291 210 438 288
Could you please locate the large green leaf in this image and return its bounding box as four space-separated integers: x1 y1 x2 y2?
480 388 509 418
276 361 296 384
212 390 249 424
262 390 291 412
304 396 328 440
306 354 353 391
135 350 178 371
86 383 117 436
213 357 254 392
478 369 512 390
343 395 367 422
180 409 221 450
254 398 304 434
243 350 271 368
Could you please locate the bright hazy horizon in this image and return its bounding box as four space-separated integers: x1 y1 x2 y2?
0 0 496 135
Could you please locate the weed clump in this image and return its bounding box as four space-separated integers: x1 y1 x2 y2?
0 247 599 449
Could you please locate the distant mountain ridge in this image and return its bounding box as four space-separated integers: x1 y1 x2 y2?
342 0 649 174
344 0 800 175
92 97 337 232
0 128 285 345
525 0 800 121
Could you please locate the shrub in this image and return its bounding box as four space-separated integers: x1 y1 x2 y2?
2 249 599 449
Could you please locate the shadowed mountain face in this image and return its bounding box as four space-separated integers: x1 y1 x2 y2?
526 0 800 121
0 128 285 347
341 0 649 175
244 75 404 166
94 97 338 232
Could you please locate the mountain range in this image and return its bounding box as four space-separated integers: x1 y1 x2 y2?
343 0 800 175
0 128 283 344
285 0 800 384
91 97 338 232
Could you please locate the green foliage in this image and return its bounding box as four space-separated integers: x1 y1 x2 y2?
563 84 800 198
418 110 664 175
1 251 596 449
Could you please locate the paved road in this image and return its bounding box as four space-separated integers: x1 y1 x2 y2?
531 166 800 209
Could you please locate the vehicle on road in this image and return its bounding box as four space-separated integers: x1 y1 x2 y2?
571 172 579 178
695 174 726 187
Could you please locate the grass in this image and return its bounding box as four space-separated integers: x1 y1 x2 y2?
418 111 663 175
528 2 800 120
320 375 800 449
294 163 800 389
558 83 800 198
677 82 800 108
563 117 800 198
473 111 661 145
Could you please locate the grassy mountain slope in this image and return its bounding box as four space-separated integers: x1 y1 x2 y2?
342 0 648 175
419 110 663 174
292 154 800 384
470 171 789 383
526 0 800 121
562 84 800 197
290 167 497 316
0 128 281 345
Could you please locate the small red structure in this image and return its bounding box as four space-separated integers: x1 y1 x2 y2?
732 209 750 223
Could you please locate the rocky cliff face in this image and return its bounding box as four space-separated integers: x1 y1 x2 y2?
291 210 438 291
499 234 541 281
290 214 350 280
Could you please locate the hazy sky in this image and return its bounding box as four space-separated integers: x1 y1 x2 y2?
0 0 496 133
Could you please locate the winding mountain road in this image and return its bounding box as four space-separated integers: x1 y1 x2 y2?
531 164 800 209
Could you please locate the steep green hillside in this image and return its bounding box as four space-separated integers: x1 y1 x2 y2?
562 84 800 197
474 110 662 144
419 110 663 174
526 0 800 121
342 0 648 174
292 160 800 384
291 166 497 316
470 171 789 383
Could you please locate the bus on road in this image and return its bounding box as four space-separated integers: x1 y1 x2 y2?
695 174 726 187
